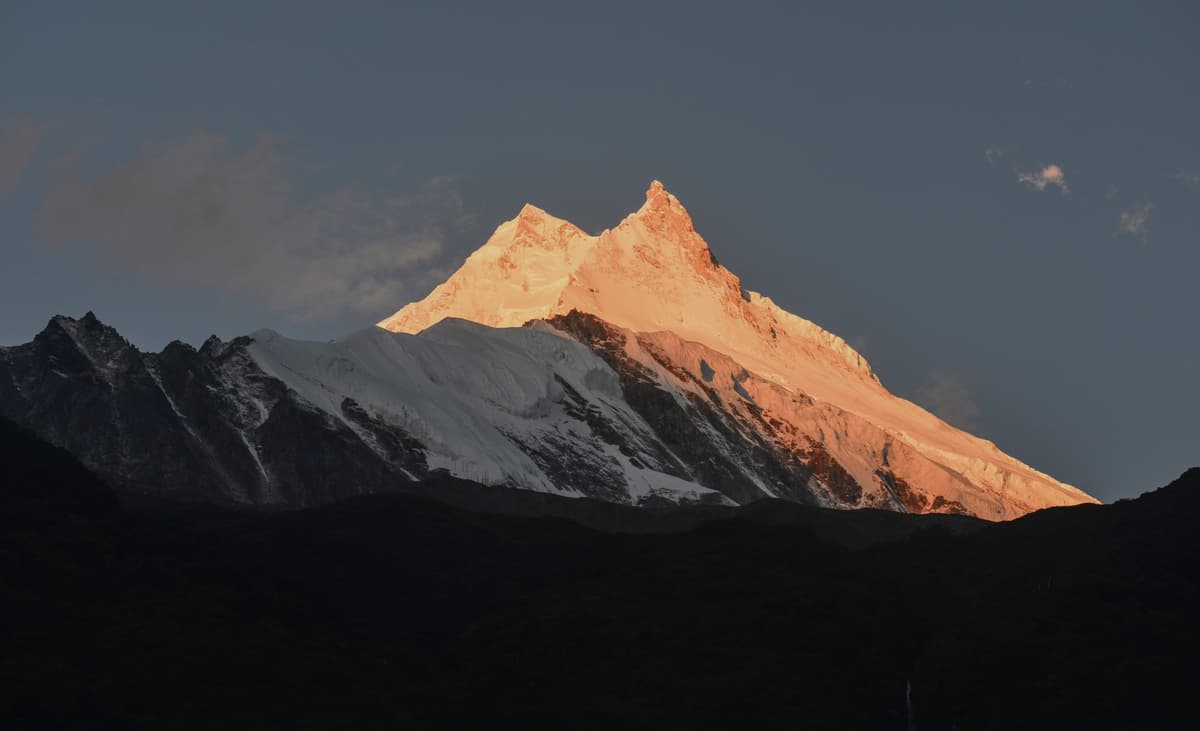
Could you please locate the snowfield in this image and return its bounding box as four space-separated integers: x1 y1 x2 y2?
248 320 732 506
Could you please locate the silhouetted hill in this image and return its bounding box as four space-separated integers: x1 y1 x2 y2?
1 454 1195 729
349 474 985 548
0 416 118 517
890 467 1200 729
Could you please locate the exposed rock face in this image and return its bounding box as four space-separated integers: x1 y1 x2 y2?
0 314 428 506
543 311 1062 517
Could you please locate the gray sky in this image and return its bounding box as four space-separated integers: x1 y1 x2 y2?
2 1 1197 501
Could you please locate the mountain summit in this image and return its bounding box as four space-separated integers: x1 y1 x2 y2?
379 181 1097 517
381 181 874 385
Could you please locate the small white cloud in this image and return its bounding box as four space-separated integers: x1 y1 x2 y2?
984 148 1071 195
1016 164 1069 193
1114 201 1153 245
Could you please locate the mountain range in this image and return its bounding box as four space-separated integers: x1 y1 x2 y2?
5 180 1196 730
0 181 1096 518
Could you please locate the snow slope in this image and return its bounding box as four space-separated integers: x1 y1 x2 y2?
246 319 731 506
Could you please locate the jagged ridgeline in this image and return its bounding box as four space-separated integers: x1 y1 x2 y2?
1 183 1096 517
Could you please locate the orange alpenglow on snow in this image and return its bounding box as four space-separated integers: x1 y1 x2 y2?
380 181 1098 518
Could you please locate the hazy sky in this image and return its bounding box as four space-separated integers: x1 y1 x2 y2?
2 1 1197 501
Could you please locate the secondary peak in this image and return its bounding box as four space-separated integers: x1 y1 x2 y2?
644 179 674 207
517 202 547 220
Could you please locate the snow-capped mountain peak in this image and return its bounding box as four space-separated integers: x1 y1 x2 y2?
380 181 876 392
377 181 1097 517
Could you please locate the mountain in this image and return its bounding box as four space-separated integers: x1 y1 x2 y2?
0 182 1095 517
0 313 393 507
382 180 1094 517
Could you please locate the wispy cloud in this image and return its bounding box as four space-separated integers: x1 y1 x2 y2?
0 118 48 196
37 131 466 319
1114 201 1153 245
1173 171 1199 188
1016 163 1069 193
915 370 982 433
983 145 1009 165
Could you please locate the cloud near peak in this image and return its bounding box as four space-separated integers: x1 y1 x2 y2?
37 131 465 320
915 369 982 433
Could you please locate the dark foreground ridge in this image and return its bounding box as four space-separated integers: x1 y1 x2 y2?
0 417 118 517
2 421 1197 729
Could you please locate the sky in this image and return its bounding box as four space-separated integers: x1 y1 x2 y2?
1 1 1197 502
